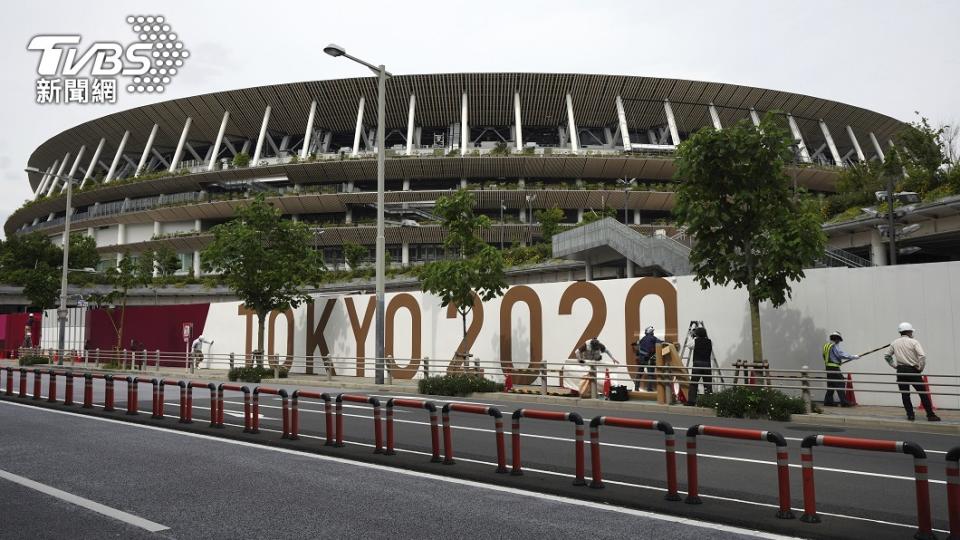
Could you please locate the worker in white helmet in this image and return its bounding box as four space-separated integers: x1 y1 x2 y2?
631 326 662 391
886 323 940 421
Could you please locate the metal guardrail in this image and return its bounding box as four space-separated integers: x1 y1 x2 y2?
13 348 959 409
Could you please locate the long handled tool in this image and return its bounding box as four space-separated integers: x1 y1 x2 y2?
840 344 890 365
857 344 890 357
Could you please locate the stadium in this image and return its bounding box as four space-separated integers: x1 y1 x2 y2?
6 73 906 277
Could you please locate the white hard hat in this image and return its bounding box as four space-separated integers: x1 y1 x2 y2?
644 326 655 335
898 322 914 333
829 331 843 341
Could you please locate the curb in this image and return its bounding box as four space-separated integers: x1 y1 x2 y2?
792 413 960 435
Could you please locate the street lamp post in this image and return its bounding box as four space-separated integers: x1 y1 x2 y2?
25 167 76 366
616 177 636 226
325 43 393 384
886 173 897 266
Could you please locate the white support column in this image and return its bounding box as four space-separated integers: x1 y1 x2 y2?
251 107 271 165
406 94 416 155
584 260 593 281
615 95 631 149
663 99 680 146
152 221 161 277
514 91 524 150
460 91 469 156
59 146 86 193
34 164 55 198
81 138 106 188
86 227 94 238
577 209 584 223
209 111 230 171
634 209 641 225
136 124 159 177
869 132 885 162
869 229 887 266
709 103 722 130
402 179 410 191
116 223 126 264
565 93 579 153
38 162 58 197
301 101 317 160
321 132 332 153
846 126 866 162
193 251 201 277
352 97 365 156
47 153 71 196
401 242 409 267
194 219 201 232
819 120 842 166
787 115 811 163
749 108 761 126
626 260 635 278
169 118 192 172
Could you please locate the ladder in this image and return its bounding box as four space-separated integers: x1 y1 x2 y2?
679 321 725 387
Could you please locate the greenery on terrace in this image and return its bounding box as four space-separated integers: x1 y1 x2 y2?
12 139 780 217
822 115 960 223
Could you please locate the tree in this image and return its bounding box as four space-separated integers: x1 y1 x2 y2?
419 190 507 351
673 114 826 363
535 206 565 243
89 252 153 349
153 245 182 283
201 194 324 357
0 232 100 309
342 242 367 271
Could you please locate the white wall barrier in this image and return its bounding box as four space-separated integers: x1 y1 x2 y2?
193 261 960 408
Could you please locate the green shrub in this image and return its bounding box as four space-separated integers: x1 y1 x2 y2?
18 355 49 367
696 386 805 421
228 366 289 383
418 374 504 396
232 152 251 168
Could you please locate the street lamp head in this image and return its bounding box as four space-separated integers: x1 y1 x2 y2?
323 43 346 57
24 167 42 174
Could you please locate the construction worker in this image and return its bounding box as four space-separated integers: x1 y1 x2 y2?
632 326 663 391
575 338 618 398
886 323 940 422
685 326 713 406
822 331 857 407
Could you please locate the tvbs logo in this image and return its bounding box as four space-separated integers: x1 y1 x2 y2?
28 15 189 105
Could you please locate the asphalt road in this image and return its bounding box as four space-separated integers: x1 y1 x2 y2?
3 371 957 538
0 401 780 540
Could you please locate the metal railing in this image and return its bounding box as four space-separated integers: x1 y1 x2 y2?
14 347 958 410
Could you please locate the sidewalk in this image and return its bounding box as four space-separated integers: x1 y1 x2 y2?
3 360 957 434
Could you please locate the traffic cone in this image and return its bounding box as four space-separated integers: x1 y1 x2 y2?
844 374 857 405
918 376 937 412
603 369 611 398
504 372 513 392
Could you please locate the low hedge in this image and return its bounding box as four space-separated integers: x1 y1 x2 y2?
695 386 806 422
228 366 289 383
18 355 49 367
418 374 504 396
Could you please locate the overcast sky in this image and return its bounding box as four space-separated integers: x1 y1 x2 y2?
1 0 957 238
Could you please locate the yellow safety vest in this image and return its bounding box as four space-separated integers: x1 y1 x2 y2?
823 342 840 368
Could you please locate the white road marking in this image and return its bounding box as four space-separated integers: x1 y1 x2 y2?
224 399 950 484
0 467 169 532
3 399 949 535
238 422 949 536
0 401 791 539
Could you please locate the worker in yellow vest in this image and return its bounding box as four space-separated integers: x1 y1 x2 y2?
823 331 857 407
